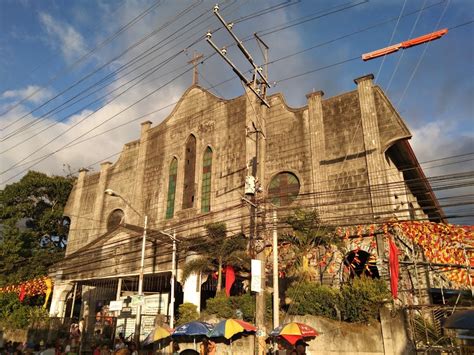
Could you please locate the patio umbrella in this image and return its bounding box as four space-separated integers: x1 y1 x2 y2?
208 319 257 339
172 321 214 350
270 322 319 345
142 324 173 346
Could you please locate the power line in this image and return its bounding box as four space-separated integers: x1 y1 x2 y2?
0 0 165 124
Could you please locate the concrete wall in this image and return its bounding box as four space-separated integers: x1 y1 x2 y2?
61 77 435 287
283 311 413 355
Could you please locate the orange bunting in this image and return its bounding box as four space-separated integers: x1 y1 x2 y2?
0 276 54 299
387 222 474 286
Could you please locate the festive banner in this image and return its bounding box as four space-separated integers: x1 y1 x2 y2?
389 222 474 286
388 238 400 299
224 265 235 297
0 276 54 300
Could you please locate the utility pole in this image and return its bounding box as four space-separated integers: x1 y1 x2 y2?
158 230 179 328
206 4 270 107
272 210 279 330
206 5 271 354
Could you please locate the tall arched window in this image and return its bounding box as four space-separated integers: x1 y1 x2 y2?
201 147 213 213
166 158 178 219
183 135 197 209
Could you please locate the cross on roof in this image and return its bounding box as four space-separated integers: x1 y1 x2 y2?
187 52 203 85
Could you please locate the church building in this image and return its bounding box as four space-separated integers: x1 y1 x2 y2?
49 74 444 340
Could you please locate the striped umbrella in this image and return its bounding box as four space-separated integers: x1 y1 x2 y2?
142 325 172 346
208 319 257 339
270 322 318 345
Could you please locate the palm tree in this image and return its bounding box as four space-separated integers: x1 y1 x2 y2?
182 222 249 292
282 209 336 282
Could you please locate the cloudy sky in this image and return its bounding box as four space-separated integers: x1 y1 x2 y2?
0 0 473 223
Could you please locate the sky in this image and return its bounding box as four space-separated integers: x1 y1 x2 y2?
0 0 473 223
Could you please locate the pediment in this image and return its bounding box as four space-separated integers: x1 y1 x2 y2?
59 224 142 263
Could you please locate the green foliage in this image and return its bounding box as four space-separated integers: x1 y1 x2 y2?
176 303 199 326
0 293 49 330
284 278 390 323
286 282 340 320
182 257 214 282
282 209 336 281
339 277 391 322
182 223 249 291
204 292 272 323
205 292 235 319
0 171 74 287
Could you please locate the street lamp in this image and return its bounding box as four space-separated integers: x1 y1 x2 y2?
104 189 179 341
104 189 147 346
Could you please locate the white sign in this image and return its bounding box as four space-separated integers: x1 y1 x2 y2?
131 295 145 306
251 259 262 292
109 300 123 311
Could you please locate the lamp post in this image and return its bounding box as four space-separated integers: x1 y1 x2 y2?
158 230 177 328
104 189 147 346
104 189 179 339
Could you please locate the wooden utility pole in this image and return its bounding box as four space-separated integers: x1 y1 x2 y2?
206 5 271 354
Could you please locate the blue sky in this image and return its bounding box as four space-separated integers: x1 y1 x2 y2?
0 0 473 223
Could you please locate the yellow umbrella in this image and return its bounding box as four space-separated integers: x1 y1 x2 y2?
143 325 172 346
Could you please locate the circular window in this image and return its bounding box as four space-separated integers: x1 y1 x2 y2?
107 209 124 231
268 172 300 206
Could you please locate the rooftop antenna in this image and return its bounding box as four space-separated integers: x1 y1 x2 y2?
206 4 271 107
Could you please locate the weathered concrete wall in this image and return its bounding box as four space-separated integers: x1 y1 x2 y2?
61 78 434 288
284 311 412 355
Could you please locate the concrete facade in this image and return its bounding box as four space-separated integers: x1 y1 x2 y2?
51 75 443 346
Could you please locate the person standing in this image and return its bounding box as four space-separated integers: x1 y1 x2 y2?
294 340 308 355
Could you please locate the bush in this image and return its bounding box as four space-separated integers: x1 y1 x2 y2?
339 277 390 322
205 292 235 319
0 293 31 329
176 303 199 326
286 282 340 320
205 292 274 323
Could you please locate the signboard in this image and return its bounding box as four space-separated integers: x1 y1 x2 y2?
115 293 169 341
130 295 145 306
251 259 262 292
109 300 123 312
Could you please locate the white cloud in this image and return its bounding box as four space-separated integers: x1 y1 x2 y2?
39 12 87 63
1 85 54 104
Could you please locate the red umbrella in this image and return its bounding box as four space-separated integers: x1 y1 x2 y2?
269 322 319 345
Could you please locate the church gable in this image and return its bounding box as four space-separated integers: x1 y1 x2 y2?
373 86 411 153
322 90 364 160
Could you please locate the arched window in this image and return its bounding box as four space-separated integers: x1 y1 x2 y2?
201 147 213 213
268 172 300 206
107 209 124 231
183 135 197 209
343 250 379 279
166 158 178 219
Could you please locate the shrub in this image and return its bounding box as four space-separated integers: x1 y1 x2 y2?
205 292 275 323
176 303 199 326
0 293 31 329
339 277 390 322
206 292 235 319
286 281 340 320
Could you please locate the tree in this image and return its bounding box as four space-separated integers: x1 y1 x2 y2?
182 222 249 292
0 171 74 287
282 209 336 282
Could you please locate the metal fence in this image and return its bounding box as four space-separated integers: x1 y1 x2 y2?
405 305 473 354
